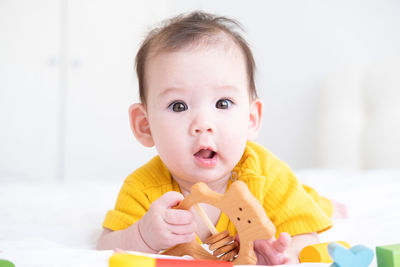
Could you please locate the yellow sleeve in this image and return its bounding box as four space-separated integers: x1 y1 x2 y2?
302 184 334 218
102 180 150 231
262 164 333 237
102 156 178 231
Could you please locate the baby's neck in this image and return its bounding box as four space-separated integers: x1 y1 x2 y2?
175 176 230 196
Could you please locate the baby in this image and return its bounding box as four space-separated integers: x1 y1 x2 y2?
97 11 335 265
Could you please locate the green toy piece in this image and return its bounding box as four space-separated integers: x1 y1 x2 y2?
0 259 15 267
376 243 400 267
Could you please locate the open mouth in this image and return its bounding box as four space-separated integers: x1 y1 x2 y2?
193 148 218 167
194 149 217 159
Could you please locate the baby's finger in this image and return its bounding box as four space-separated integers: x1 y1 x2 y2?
164 208 194 225
234 234 240 244
273 232 291 253
157 191 185 208
255 239 285 265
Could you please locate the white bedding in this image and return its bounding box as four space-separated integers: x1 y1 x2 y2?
1 169 399 267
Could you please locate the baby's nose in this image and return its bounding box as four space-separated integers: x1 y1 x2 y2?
189 117 214 135
192 126 213 134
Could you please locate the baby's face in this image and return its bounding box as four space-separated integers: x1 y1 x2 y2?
144 40 256 186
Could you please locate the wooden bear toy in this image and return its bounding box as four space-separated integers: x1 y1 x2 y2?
162 180 276 265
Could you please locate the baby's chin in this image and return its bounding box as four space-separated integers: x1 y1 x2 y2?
172 170 233 186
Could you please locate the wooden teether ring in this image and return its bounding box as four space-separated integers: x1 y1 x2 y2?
213 240 238 257
220 247 239 261
161 180 276 265
209 234 234 251
205 230 229 244
203 230 237 261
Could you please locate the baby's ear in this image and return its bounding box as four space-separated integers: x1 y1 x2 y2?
248 98 263 140
128 103 154 147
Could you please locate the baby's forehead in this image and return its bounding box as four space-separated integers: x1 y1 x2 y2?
142 32 250 102
149 31 243 60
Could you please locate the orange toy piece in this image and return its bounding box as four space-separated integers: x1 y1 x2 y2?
162 180 276 265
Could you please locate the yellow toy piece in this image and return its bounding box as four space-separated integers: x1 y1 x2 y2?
109 253 233 267
110 253 155 267
299 241 350 263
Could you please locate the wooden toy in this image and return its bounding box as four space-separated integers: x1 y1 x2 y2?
0 259 15 267
299 241 350 263
376 243 400 267
162 180 276 265
328 242 374 267
190 203 238 261
109 252 233 267
204 230 238 261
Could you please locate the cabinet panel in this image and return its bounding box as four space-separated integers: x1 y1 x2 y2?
65 0 171 180
0 0 61 181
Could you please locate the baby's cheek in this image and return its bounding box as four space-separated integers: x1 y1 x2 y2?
152 124 182 147
220 139 247 170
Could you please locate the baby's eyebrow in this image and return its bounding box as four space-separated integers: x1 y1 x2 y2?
158 85 242 99
215 85 241 93
158 87 186 98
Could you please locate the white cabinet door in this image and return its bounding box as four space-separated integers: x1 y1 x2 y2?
64 0 171 181
0 0 61 181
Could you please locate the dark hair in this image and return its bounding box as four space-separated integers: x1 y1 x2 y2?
135 11 257 104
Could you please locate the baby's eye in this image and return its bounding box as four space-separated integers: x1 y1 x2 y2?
215 99 233 109
168 101 188 112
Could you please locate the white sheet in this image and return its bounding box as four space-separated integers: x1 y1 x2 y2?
1 170 399 266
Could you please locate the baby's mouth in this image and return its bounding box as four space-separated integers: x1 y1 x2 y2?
194 149 217 159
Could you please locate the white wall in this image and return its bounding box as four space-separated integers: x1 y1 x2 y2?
0 0 171 182
1 0 399 182
170 0 400 168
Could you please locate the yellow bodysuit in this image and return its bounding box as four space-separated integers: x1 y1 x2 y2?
103 141 332 238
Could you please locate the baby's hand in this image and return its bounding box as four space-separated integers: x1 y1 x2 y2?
137 191 196 252
253 232 297 265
